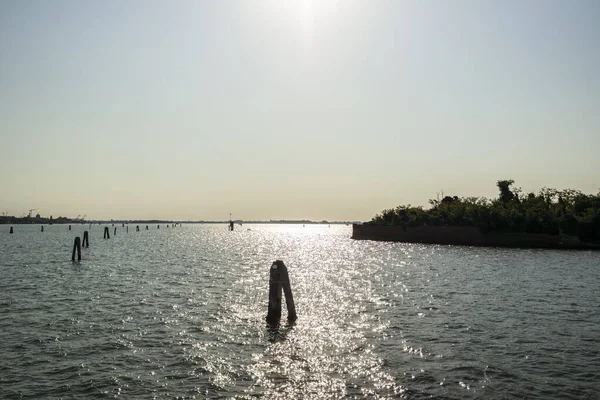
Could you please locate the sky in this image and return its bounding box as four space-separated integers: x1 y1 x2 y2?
1 0 599 221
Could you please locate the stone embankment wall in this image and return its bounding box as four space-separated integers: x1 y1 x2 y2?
352 224 566 248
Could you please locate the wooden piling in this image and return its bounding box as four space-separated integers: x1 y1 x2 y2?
280 262 297 322
157 225 160 229
114 227 116 235
266 260 297 324
146 225 148 230
69 225 71 230
41 225 44 232
10 226 13 234
83 231 89 248
266 263 282 323
136 225 140 232
72 237 81 261
104 226 110 239
122 223 125 227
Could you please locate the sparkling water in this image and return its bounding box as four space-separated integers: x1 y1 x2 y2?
1 224 598 398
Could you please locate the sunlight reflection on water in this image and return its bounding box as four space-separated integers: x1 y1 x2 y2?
1 224 599 399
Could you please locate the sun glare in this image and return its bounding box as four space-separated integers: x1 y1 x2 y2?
261 0 344 43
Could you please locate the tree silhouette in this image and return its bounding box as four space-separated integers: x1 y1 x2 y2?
497 180 515 203
369 180 600 242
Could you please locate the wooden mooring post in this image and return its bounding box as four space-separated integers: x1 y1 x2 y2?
10 226 13 234
157 224 160 229
72 237 81 261
41 225 44 232
114 227 116 236
69 225 71 231
146 225 149 230
136 225 140 232
266 260 297 324
104 226 110 239
83 231 89 248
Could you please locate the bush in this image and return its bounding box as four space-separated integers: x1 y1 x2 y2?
369 181 600 237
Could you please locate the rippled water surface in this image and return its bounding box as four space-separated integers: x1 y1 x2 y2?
1 224 599 399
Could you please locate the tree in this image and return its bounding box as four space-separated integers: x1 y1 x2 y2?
497 180 515 203
369 180 600 240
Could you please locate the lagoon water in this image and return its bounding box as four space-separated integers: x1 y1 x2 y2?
1 223 599 399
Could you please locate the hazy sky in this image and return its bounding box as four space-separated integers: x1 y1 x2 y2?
1 0 599 221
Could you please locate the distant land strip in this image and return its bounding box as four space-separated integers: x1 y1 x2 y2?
0 216 357 225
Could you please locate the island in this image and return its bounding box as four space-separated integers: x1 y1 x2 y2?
353 180 600 249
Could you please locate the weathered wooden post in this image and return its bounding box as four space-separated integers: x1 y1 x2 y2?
104 226 110 239
266 262 282 323
41 225 44 232
157 225 160 229
122 223 125 227
83 231 89 248
280 261 297 323
146 225 149 230
266 260 297 324
136 225 140 232
72 237 81 261
9 226 13 234
69 225 71 230
114 227 116 235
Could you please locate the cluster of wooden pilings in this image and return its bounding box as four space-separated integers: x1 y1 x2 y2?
70 230 90 261
4 222 182 260
266 260 297 324
9 223 296 322
7 222 182 235
68 223 181 262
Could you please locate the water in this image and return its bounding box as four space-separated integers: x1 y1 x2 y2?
1 224 599 399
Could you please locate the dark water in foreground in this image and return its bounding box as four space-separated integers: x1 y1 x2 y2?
1 224 599 399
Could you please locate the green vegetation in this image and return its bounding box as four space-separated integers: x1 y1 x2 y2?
369 180 600 242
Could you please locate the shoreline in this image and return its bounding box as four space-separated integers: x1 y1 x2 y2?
352 224 600 250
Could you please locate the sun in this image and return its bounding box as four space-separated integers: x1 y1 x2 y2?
300 0 316 37
276 0 317 40
260 0 342 42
